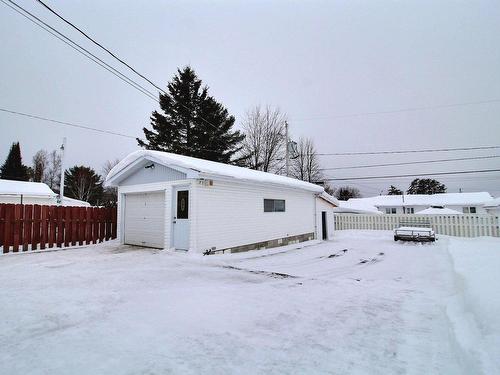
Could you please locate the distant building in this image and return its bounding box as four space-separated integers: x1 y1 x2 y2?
0 179 90 207
336 192 494 215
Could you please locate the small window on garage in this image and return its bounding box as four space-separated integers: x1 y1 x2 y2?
264 199 286 212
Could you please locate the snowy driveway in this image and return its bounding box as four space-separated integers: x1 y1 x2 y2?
0 231 498 375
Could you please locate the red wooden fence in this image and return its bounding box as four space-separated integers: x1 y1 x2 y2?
0 204 117 254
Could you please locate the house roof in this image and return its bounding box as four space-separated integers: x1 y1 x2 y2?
333 200 382 215
483 197 500 208
106 150 325 193
347 192 493 208
418 207 463 215
318 192 339 207
0 179 56 197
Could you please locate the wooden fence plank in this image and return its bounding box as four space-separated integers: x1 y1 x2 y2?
0 204 4 247
64 207 71 247
85 208 92 244
111 207 117 239
12 204 22 252
56 206 64 247
78 207 86 246
40 206 48 250
71 207 78 246
32 205 41 250
98 208 105 243
23 205 33 251
92 207 98 244
48 206 56 248
3 204 13 253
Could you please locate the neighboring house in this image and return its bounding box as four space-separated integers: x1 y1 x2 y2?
483 198 500 215
105 150 338 252
342 192 494 215
0 179 90 207
333 200 382 215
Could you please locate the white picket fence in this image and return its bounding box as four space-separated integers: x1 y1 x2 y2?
334 213 500 237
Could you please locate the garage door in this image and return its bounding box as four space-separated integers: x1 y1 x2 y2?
124 191 165 248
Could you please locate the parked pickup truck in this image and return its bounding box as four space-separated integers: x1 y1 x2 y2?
394 223 436 242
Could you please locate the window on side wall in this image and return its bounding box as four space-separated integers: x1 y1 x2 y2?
264 199 286 212
406 207 414 214
385 207 397 214
463 206 477 214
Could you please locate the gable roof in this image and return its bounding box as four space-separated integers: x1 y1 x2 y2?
106 150 324 193
347 192 493 207
418 207 463 215
0 179 56 197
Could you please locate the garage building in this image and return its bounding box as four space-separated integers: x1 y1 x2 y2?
105 150 338 253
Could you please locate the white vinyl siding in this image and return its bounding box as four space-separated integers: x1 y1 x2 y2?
194 180 316 252
316 198 335 240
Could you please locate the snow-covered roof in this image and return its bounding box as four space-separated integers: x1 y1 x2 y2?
483 197 500 208
318 192 339 206
418 207 463 215
333 200 382 215
106 150 324 193
347 192 493 207
0 179 56 197
61 196 91 207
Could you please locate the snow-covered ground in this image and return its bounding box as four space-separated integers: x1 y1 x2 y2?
0 231 498 375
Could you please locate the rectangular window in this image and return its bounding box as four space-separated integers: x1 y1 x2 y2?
463 206 476 214
385 207 397 214
177 190 189 219
264 199 286 212
406 207 414 214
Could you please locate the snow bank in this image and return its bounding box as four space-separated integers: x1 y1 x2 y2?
446 236 500 374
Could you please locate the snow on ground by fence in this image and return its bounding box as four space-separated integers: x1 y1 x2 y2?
334 213 500 237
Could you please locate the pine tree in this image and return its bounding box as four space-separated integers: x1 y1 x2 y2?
334 186 362 200
387 185 403 195
0 142 30 181
138 66 244 163
64 166 103 205
407 178 446 194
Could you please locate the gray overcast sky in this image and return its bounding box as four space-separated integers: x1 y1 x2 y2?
1 0 499 196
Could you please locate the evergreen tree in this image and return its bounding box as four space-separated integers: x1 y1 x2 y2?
64 166 103 205
138 66 244 163
0 142 29 181
407 178 446 195
334 186 362 200
387 185 403 195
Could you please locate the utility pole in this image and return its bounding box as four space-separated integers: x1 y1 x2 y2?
285 121 289 177
59 137 66 205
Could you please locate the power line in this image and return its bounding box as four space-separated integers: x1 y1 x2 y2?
1 0 159 102
317 145 500 156
325 169 500 181
35 0 167 95
292 99 500 122
0 107 138 139
320 155 500 171
30 0 224 134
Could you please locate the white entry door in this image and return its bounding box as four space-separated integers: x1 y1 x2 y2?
172 188 190 250
124 191 165 248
